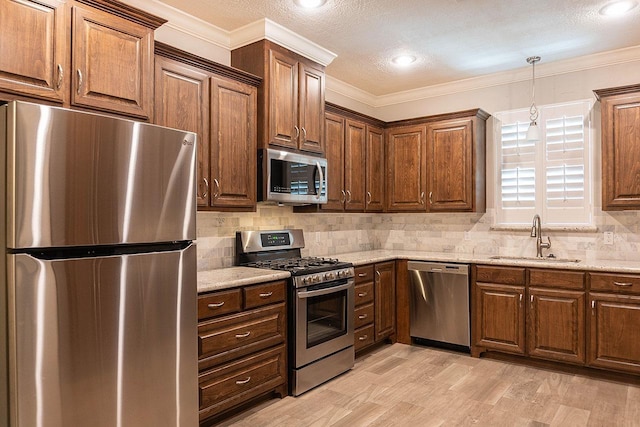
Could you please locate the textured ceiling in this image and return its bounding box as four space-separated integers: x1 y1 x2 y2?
157 0 640 96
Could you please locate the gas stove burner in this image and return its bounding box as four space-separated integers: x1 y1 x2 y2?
246 256 343 272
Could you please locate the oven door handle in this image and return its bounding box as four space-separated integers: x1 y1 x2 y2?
298 282 352 298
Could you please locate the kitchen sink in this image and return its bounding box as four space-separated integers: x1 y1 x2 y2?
489 255 581 263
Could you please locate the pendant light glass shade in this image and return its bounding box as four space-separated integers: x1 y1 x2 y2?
526 56 541 142
526 121 540 142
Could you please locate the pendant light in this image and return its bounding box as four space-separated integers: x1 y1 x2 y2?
526 56 541 142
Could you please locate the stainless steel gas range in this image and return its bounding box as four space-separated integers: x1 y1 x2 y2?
236 229 355 396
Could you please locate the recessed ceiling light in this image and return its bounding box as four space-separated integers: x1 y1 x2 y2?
294 0 327 8
599 0 637 16
392 55 416 66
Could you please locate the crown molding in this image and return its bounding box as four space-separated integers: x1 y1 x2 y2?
329 44 640 108
229 18 337 66
120 0 230 49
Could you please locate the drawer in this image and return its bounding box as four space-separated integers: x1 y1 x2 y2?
354 324 375 352
355 282 374 306
590 272 640 294
355 265 374 285
198 289 242 321
354 303 374 329
530 269 585 290
476 265 526 285
199 346 286 416
198 303 285 360
244 280 286 309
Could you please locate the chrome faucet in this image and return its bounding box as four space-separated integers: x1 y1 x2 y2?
531 214 551 257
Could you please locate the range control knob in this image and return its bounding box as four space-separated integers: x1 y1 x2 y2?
303 276 311 285
324 272 335 280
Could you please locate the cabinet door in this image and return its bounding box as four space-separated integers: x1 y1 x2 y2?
0 0 68 103
588 292 640 374
267 49 298 150
298 62 325 153
375 261 396 341
344 119 367 211
322 112 346 211
427 118 474 212
210 76 257 209
475 283 525 354
601 92 640 210
366 125 385 212
386 125 427 211
528 288 585 364
72 4 153 118
154 57 210 207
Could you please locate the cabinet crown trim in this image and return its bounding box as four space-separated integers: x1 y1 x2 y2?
594 83 640 100
75 0 167 29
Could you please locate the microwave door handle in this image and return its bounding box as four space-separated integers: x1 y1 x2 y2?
298 282 352 298
315 161 324 200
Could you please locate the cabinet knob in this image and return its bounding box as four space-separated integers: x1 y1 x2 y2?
56 64 63 90
259 292 273 298
358 292 368 297
367 191 372 205
294 126 300 141
207 301 224 309
235 331 251 339
201 177 209 199
213 178 220 198
613 281 633 287
341 190 346 204
358 314 368 320
429 191 433 205
235 377 251 385
358 335 368 341
346 190 352 203
76 69 83 95
301 126 307 142
420 192 425 205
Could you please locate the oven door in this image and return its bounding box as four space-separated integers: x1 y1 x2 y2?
294 278 354 368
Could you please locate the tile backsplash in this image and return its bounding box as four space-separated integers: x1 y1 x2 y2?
196 205 640 271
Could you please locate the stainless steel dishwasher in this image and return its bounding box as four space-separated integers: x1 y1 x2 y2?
408 261 470 350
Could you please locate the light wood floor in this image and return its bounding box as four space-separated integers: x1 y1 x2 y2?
219 343 640 426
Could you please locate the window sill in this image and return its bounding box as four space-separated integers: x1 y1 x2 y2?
491 225 598 233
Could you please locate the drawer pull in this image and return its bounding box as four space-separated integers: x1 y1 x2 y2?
235 331 251 338
613 281 633 287
358 292 368 297
358 314 368 320
259 292 273 298
207 302 225 309
235 377 251 385
358 335 368 341
358 273 368 277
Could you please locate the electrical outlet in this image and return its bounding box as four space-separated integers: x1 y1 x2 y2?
604 231 614 245
464 231 471 241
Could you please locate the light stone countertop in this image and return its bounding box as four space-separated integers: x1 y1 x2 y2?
197 250 640 293
197 267 290 293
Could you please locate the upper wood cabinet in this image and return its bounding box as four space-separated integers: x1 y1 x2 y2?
154 54 210 207
387 109 488 213
594 84 640 210
426 112 487 212
344 119 367 211
209 76 257 209
0 0 69 103
154 43 261 212
386 125 427 212
232 40 325 154
320 105 386 212
366 125 385 212
0 0 164 119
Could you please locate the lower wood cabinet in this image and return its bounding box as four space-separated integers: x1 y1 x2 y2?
475 282 526 355
528 287 585 364
588 272 640 374
473 266 586 365
354 262 396 353
197 280 287 424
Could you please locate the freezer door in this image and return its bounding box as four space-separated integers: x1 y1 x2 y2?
4 101 196 249
7 244 198 427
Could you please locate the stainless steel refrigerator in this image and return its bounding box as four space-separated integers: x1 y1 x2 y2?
0 101 198 426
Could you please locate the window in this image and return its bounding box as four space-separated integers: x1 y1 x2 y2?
494 100 593 226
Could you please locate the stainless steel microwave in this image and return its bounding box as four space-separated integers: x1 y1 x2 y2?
258 149 327 205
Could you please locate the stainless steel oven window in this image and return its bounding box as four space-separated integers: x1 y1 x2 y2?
306 289 347 348
294 280 354 368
